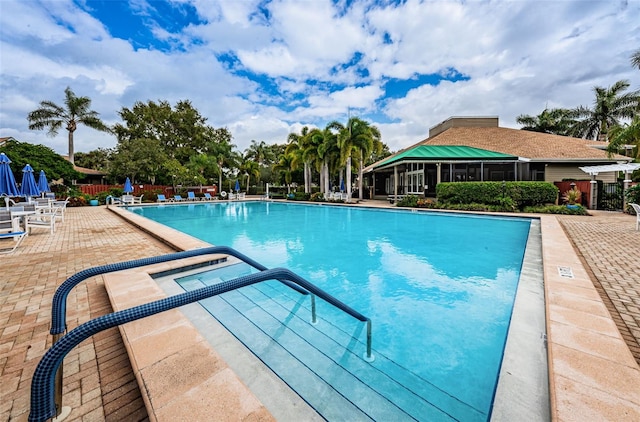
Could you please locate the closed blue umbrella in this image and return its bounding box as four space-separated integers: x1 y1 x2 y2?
0 153 19 196
235 180 240 192
123 177 133 193
37 170 50 194
20 164 40 198
340 178 345 193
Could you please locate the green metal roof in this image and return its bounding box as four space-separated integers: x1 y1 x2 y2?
376 145 518 168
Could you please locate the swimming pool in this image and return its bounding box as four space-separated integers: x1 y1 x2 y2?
132 202 533 421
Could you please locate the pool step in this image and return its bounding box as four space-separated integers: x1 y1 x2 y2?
183 275 484 421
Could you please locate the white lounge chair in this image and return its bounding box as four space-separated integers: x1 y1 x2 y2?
630 203 640 231
0 230 27 254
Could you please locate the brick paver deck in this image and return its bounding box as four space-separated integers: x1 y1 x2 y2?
558 211 640 364
1 204 639 421
1 206 173 421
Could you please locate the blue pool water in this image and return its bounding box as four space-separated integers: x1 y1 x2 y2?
132 202 531 421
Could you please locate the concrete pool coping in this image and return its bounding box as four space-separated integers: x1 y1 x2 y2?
107 203 640 420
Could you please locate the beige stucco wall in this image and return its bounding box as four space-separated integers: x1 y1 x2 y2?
544 164 617 183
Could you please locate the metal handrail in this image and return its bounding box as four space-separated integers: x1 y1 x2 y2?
50 246 308 336
30 267 372 422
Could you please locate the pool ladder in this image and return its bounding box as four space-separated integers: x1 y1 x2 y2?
29 246 373 422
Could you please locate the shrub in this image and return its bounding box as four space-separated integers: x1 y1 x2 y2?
310 192 326 202
436 181 558 209
396 195 420 207
625 184 640 205
522 205 588 215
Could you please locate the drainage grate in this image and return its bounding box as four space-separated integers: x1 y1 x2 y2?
557 266 574 278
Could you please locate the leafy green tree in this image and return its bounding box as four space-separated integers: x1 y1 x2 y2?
188 154 219 188
571 80 640 141
27 86 111 164
74 148 115 172
516 108 578 135
110 138 168 185
163 159 191 187
113 100 211 163
0 139 80 184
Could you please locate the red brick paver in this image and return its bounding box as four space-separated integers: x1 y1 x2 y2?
2 204 639 421
558 211 640 364
1 207 173 421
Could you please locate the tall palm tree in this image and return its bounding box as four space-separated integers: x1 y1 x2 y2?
334 117 381 201
516 108 577 135
571 80 640 141
273 153 295 187
632 48 640 71
240 158 260 191
286 127 314 193
606 116 640 159
27 86 111 164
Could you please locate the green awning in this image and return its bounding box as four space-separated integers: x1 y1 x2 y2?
376 145 518 168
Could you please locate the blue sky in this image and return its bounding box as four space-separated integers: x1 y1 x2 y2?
1 0 639 155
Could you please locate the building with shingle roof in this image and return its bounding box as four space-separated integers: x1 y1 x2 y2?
364 117 631 199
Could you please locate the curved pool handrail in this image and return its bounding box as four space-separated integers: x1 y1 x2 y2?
30 267 372 422
50 246 308 335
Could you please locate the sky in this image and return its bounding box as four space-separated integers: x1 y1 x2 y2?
1 0 639 157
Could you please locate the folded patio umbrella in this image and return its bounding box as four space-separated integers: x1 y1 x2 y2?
37 170 50 194
0 153 19 196
20 164 40 198
235 180 240 192
123 177 133 193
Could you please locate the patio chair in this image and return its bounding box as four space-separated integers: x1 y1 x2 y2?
173 194 186 202
25 208 56 234
0 230 27 254
202 193 216 201
237 192 246 200
630 203 640 231
121 194 134 205
0 210 17 234
157 194 168 203
187 192 199 201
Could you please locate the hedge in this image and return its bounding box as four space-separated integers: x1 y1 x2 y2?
436 181 558 209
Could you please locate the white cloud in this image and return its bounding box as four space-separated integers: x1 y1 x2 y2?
1 0 639 158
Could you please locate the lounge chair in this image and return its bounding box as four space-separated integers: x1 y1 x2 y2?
228 193 237 200
237 192 246 200
157 194 168 203
173 195 186 202
202 193 216 201
187 192 199 201
630 203 640 231
0 230 27 254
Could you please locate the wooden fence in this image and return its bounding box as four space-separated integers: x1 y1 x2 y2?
78 184 219 196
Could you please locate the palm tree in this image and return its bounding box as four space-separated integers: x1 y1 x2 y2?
334 117 381 201
240 158 260 191
632 48 640 71
571 80 640 141
245 140 274 166
606 116 640 159
273 153 295 188
286 127 315 193
516 108 577 135
27 86 111 164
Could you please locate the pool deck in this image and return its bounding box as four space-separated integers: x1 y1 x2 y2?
1 199 639 421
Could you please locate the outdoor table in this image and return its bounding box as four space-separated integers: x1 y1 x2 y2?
10 210 37 232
